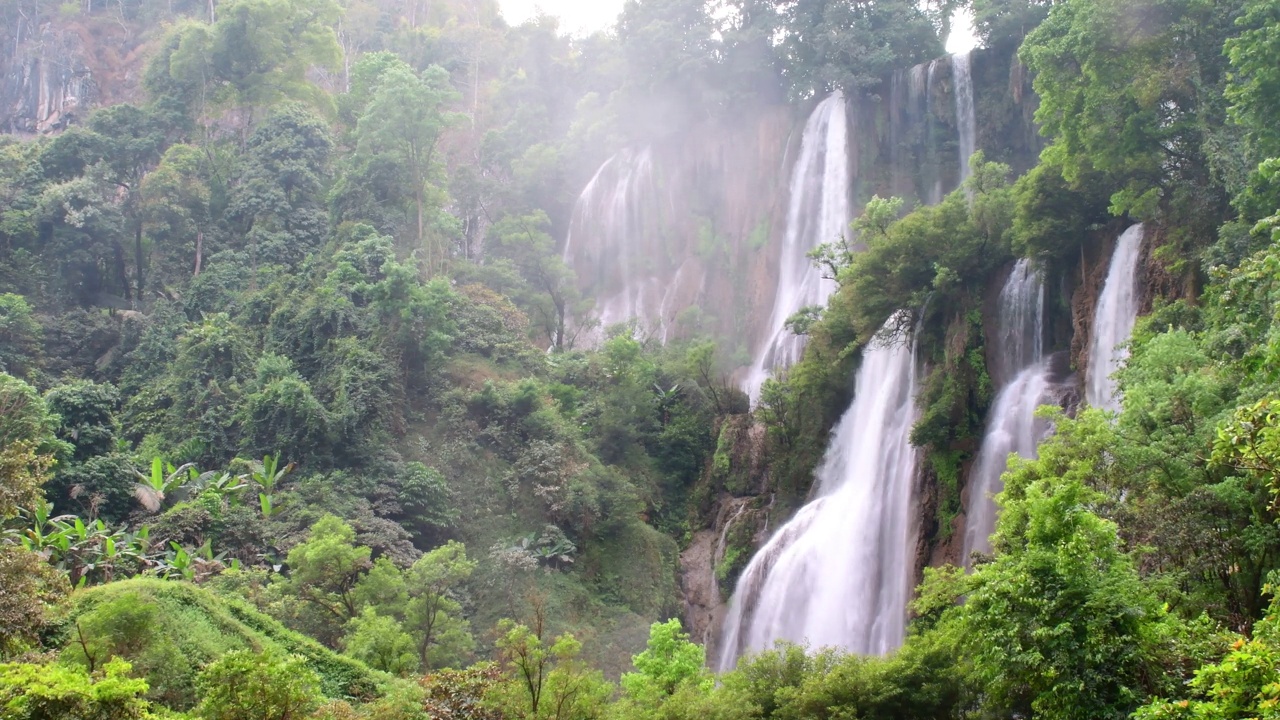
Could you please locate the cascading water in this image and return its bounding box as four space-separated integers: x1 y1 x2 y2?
742 93 851 402
962 260 1052 563
987 259 1045 389
925 59 945 205
719 315 921 669
1086 223 1144 412
953 51 976 183
561 148 671 342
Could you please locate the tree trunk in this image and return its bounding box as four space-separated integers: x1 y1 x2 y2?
113 241 132 301
194 230 203 276
134 221 145 298
416 187 426 271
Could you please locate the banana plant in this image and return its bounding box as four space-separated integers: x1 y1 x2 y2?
133 457 196 513
188 470 250 506
157 542 195 581
22 502 157 585
243 454 295 518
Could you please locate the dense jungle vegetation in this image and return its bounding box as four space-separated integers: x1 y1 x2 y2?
4 0 1280 718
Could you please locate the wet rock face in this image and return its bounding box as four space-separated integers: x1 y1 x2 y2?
0 9 153 135
679 416 771 659
2 23 96 134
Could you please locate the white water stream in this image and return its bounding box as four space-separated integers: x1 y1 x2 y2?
1086 224 1144 412
962 261 1052 563
953 51 976 183
720 316 920 668
742 93 851 403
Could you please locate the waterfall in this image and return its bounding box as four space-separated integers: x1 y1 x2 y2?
962 261 1051 562
742 93 851 402
925 59 944 205
953 51 976 183
719 315 920 669
561 148 671 343
988 259 1045 388
1086 223 1144 412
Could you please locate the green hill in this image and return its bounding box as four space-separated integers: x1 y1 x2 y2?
57 578 387 710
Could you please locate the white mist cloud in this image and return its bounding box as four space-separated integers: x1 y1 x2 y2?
946 7 978 53
497 0 625 35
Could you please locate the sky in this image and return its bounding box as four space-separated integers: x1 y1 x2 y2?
497 0 626 36
496 0 977 52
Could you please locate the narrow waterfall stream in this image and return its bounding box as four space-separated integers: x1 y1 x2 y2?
1086 223 1145 411
962 261 1051 562
720 316 920 668
953 51 976 183
742 93 850 403
561 148 665 342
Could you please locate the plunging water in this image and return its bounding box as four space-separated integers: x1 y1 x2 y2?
561 148 666 342
963 261 1052 563
720 316 920 669
987 259 1044 388
1086 224 1144 412
953 51 976 183
743 93 850 402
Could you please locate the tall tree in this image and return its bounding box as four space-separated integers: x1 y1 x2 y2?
353 61 460 272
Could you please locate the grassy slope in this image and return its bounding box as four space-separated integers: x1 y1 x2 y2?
58 578 388 706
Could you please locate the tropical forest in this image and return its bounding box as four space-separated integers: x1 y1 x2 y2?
3 0 1280 718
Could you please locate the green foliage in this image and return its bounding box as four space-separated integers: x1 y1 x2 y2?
489 621 611 720
196 648 321 720
0 658 153 720
775 0 945 97
1022 0 1238 226
349 60 459 273
972 0 1058 47
343 609 418 676
44 380 136 520
1135 589 1280 720
619 619 711 703
421 663 503 720
0 294 43 381
63 578 384 706
940 415 1219 720
0 543 67 658
165 0 342 119
402 541 476 670
286 515 372 624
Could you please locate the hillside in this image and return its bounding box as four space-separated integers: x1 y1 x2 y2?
2 0 1280 719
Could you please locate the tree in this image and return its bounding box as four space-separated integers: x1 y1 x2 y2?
195 648 321 720
342 607 418 676
0 659 152 720
405 540 476 669
947 418 1208 720
972 0 1059 47
84 105 168 299
491 620 611 720
777 0 943 98
483 211 586 349
142 144 214 278
228 104 333 268
0 544 67 657
352 60 459 271
1022 0 1239 222
1225 0 1280 161
236 354 331 460
620 619 712 702
166 0 342 125
1135 591 1280 720
0 294 42 381
285 514 372 623
44 380 135 520
422 663 504 720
